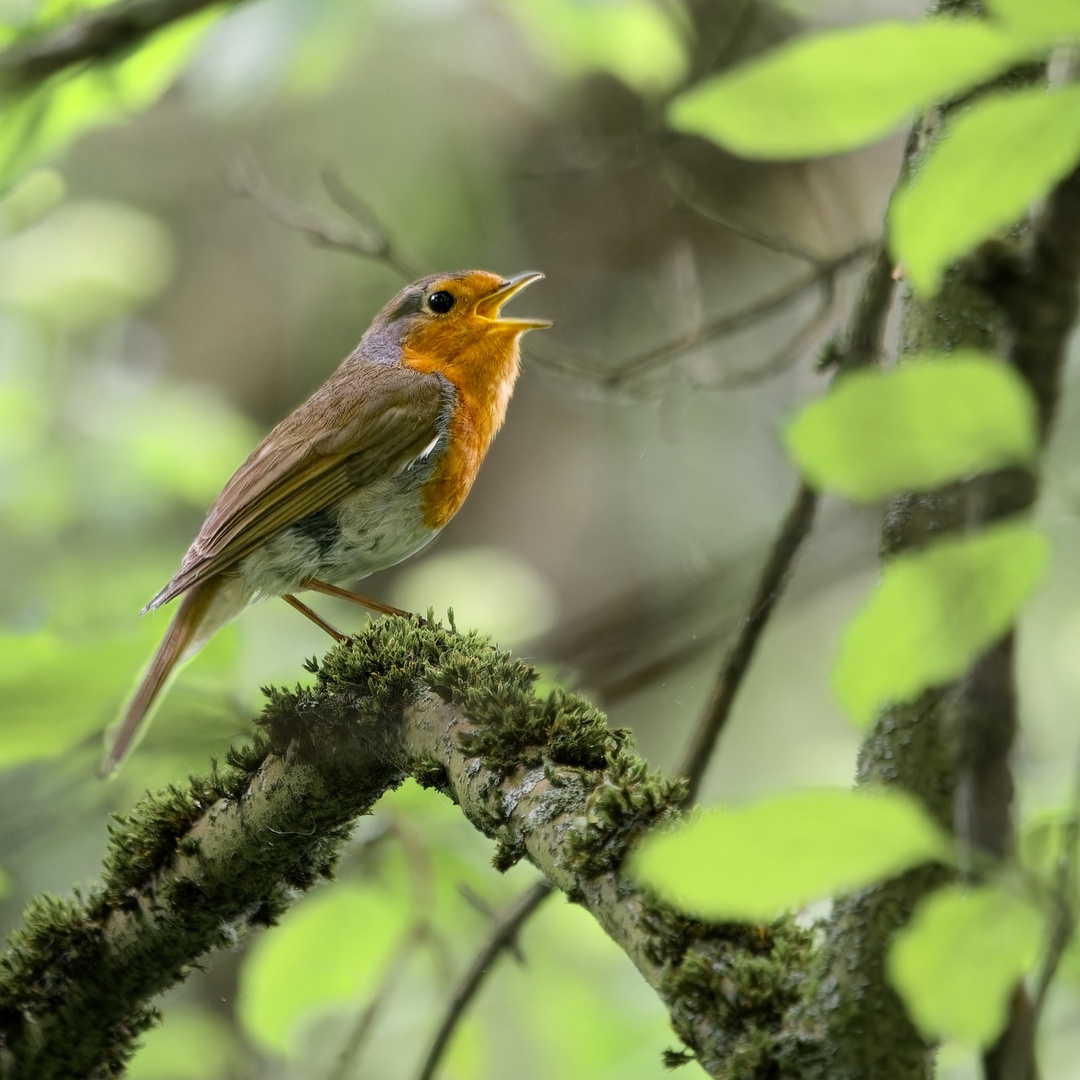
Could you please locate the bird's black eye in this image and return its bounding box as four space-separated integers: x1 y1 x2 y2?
427 290 455 314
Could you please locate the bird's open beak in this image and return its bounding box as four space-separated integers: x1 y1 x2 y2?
476 271 553 330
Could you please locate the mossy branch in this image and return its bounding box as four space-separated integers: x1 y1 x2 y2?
0 619 813 1080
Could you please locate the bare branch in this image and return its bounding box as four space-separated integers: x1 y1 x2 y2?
686 265 839 391
662 159 827 265
321 167 423 281
677 243 896 802
528 243 873 390
230 156 867 399
677 481 818 801
415 881 553 1080
0 0 243 90
229 147 420 280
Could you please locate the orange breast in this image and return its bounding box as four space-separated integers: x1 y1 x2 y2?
402 334 521 530
421 402 486 528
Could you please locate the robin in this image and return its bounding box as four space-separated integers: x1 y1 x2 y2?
101 269 550 776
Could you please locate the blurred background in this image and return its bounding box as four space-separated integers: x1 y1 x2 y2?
3 0 1080 1077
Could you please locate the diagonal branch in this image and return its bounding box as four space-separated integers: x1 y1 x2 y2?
677 243 897 801
591 243 873 388
0 0 245 90
229 153 872 395
414 880 553 1080
229 148 421 279
677 480 818 800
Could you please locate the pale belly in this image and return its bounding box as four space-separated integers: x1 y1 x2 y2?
236 468 440 599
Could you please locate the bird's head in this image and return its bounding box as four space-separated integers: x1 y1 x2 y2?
366 270 551 385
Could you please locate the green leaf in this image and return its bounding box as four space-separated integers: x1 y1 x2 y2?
986 0 1080 41
785 353 1038 500
888 883 1044 1045
667 20 1034 159
834 522 1047 724
892 86 1080 295
237 882 407 1055
632 788 952 921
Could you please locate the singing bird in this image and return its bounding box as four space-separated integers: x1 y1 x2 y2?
103 270 550 775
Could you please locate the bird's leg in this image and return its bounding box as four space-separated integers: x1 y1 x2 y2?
282 593 349 642
303 578 413 619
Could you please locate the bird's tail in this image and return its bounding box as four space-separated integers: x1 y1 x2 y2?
100 577 234 778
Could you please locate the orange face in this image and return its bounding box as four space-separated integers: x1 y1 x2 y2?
391 270 550 529
397 270 551 372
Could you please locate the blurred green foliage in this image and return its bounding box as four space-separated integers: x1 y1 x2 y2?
125 1008 243 1080
0 5 218 187
667 21 1035 158
390 545 557 644
504 0 688 92
668 2 1080 293
239 877 410 1054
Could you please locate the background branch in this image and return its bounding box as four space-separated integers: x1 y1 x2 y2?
415 880 553 1080
0 0 245 90
596 243 872 388
229 149 421 279
231 148 867 393
678 243 896 800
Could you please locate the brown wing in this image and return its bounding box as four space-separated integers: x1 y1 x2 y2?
146 360 450 610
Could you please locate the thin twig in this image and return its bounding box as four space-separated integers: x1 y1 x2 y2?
545 243 872 389
662 160 825 265
605 257 855 385
229 147 420 280
231 156 869 397
322 167 422 281
677 481 819 801
687 267 840 391
414 880 554 1080
326 923 429 1080
677 244 896 802
0 0 245 90
328 818 437 1080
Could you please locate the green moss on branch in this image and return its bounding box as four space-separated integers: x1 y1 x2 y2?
0 618 814 1079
